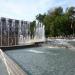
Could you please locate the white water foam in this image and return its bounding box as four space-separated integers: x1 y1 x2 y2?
27 49 59 56
27 49 45 53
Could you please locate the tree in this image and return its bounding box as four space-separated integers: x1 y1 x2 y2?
48 7 63 16
36 6 75 37
66 7 75 36
30 21 36 38
44 7 64 37
36 14 46 23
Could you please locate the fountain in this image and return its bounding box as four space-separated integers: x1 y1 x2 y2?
18 21 45 45
18 21 31 45
34 22 45 42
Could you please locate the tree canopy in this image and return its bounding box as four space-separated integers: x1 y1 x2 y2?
36 6 75 37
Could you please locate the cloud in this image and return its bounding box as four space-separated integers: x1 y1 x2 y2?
0 0 74 21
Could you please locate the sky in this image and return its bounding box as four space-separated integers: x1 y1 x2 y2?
0 0 75 21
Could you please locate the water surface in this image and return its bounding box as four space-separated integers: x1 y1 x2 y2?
5 47 75 75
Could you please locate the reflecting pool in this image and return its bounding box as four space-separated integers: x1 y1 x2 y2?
5 46 75 75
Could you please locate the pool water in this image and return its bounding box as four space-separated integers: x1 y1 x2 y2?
5 47 75 75
0 58 8 75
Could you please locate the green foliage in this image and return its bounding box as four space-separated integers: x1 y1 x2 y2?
36 14 46 23
30 21 36 38
36 6 75 37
